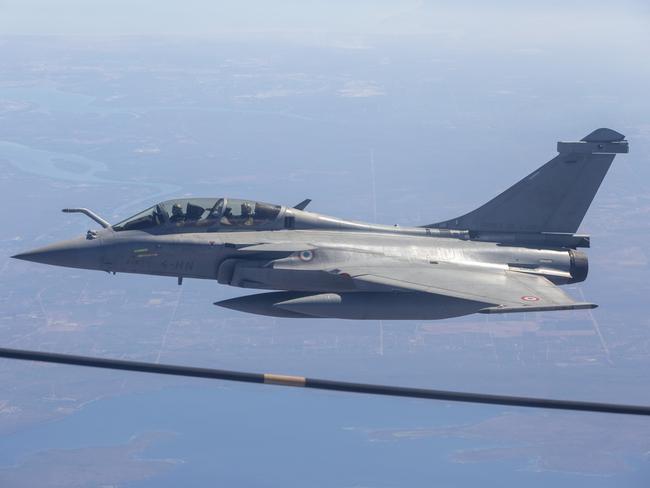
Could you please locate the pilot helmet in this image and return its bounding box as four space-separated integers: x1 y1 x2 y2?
241 202 253 215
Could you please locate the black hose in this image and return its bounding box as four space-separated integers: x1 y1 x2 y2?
1 347 649 416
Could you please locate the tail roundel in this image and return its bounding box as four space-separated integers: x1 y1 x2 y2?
427 128 629 235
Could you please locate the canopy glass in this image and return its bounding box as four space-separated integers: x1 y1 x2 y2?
113 198 282 232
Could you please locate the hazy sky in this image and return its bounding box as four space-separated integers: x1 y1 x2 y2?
1 0 648 45
2 2 650 486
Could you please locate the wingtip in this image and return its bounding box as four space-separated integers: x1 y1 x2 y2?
479 302 598 314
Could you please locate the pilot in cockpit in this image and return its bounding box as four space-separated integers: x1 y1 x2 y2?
221 207 233 226
170 203 185 223
240 202 254 225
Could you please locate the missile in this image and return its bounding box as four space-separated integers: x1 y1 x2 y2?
216 291 488 320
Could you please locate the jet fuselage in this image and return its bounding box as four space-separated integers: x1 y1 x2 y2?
13 128 628 319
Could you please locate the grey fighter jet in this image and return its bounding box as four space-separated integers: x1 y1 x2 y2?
13 128 628 320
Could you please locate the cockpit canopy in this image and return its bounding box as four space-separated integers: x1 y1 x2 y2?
113 198 282 233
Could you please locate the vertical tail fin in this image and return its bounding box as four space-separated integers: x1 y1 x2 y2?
427 128 629 234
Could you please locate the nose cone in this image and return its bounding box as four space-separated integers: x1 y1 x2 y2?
12 237 103 270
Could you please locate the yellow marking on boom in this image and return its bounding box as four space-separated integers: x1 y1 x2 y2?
263 373 306 387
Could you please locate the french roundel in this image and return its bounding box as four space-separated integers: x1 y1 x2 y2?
299 250 314 262
521 295 540 302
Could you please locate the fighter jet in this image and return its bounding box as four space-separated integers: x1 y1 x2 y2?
13 128 628 320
